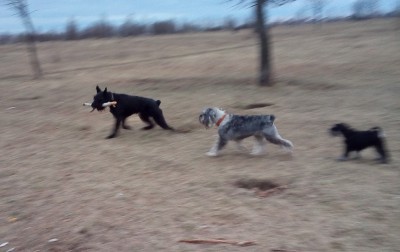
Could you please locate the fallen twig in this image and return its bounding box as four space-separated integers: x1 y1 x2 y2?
271 249 298 252
255 185 288 198
179 238 256 247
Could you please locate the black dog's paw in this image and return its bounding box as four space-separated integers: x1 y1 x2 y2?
106 133 117 139
141 125 154 130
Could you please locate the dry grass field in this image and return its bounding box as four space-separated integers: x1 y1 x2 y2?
0 18 399 252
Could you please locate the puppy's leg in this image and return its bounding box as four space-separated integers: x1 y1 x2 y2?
139 112 155 130
263 124 293 151
374 141 388 163
251 135 266 155
337 146 350 161
122 118 132 130
207 136 227 157
107 118 121 139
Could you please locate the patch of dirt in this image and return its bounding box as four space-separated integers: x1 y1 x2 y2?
239 103 274 110
234 178 280 191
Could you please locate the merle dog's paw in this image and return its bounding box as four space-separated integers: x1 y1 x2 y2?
206 151 219 157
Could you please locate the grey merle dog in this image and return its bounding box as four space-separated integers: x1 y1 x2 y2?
90 86 173 138
330 123 389 163
199 107 293 156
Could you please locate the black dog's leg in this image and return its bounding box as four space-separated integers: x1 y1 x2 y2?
374 142 388 163
107 118 122 139
139 113 155 130
122 118 131 130
153 109 173 130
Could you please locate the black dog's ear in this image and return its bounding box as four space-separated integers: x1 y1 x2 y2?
96 85 101 93
104 87 107 94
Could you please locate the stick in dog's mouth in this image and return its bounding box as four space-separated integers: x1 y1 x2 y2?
83 101 117 107
83 101 117 112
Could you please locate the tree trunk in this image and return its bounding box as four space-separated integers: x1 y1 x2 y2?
23 15 42 79
255 0 272 86
25 33 42 79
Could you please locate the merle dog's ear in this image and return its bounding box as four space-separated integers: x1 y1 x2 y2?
96 85 101 93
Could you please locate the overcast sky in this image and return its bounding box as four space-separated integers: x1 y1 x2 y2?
0 0 397 33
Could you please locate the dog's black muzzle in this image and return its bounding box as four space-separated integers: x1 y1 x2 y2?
91 101 106 112
329 128 341 137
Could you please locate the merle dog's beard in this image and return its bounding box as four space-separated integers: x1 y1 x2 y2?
199 108 220 129
199 113 215 129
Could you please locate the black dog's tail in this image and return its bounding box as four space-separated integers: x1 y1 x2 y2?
370 127 385 138
154 109 174 131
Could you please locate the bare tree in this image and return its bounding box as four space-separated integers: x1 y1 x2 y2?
119 16 147 37
65 18 78 40
81 15 115 38
152 20 176 35
352 0 380 19
223 16 237 31
7 0 42 79
309 0 326 23
234 0 295 86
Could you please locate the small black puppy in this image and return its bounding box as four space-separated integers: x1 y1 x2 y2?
91 86 173 138
330 123 389 163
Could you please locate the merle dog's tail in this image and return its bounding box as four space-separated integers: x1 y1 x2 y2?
154 108 174 131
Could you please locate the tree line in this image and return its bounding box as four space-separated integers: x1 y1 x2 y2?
0 17 249 44
2 0 399 45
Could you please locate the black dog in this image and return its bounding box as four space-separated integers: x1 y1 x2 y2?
330 123 389 163
90 86 173 138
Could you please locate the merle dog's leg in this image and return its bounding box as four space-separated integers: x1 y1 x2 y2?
122 118 131 130
139 112 155 130
207 136 227 157
263 124 293 151
235 140 248 152
251 135 266 155
374 142 388 163
107 118 122 139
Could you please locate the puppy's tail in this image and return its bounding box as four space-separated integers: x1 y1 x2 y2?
370 127 386 138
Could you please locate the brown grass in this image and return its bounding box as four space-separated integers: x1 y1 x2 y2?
0 18 399 252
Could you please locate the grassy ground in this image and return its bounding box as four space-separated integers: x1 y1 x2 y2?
0 18 399 252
